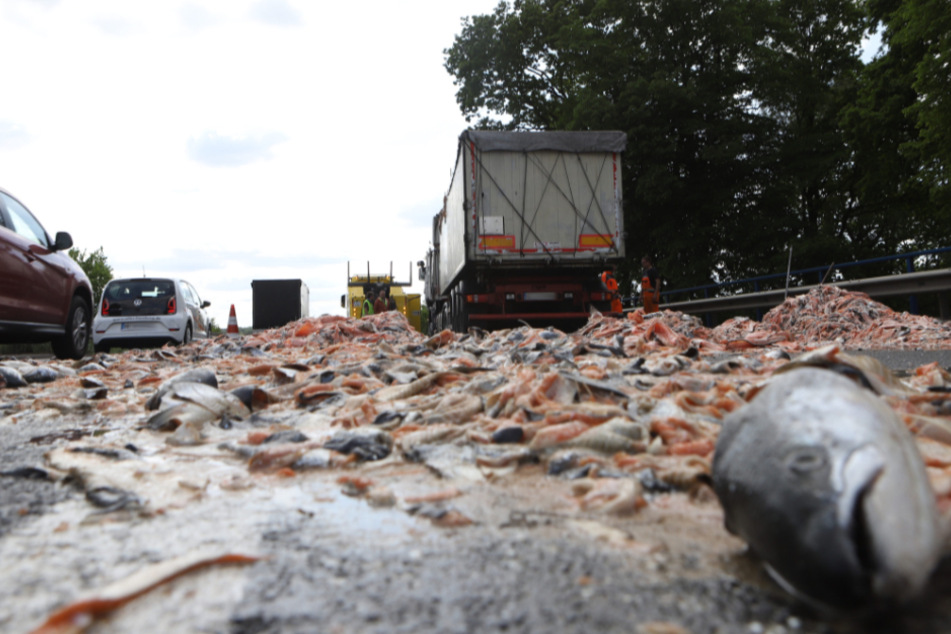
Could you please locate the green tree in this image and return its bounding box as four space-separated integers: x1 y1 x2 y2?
747 0 868 275
69 246 113 304
834 0 951 276
840 0 932 265
881 0 951 231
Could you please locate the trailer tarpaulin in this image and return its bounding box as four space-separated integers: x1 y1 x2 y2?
460 130 627 154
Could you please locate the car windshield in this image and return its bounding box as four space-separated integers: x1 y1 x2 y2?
1 192 50 248
105 280 175 301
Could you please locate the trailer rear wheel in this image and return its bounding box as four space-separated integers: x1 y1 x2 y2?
450 290 459 332
451 289 468 333
434 301 448 333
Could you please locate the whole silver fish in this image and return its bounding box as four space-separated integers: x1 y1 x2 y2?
144 367 219 410
712 367 942 608
145 382 249 431
0 366 27 388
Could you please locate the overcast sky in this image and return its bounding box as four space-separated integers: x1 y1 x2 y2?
0 0 499 328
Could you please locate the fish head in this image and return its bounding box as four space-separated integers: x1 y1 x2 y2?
713 368 941 608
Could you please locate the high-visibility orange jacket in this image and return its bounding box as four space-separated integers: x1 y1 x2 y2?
641 268 660 313
601 271 623 313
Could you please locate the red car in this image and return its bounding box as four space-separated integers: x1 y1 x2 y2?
0 186 94 359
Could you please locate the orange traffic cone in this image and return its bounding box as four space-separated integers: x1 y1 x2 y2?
227 304 239 337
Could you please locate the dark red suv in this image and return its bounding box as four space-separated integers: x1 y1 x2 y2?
0 187 94 359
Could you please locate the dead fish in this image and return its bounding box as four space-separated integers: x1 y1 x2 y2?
147 403 215 433
565 419 647 454
292 447 339 471
145 382 250 431
0 366 27 388
372 410 406 429
384 369 418 385
492 426 524 444
23 366 60 383
571 476 642 514
68 446 138 461
80 376 106 389
144 368 219 410
398 424 468 452
87 485 143 512
374 371 449 402
248 443 310 472
712 368 942 608
230 385 278 411
83 387 109 400
596 417 649 441
559 371 629 399
261 430 308 444
776 345 909 396
546 449 607 476
643 355 688 377
297 388 347 409
0 466 50 480
271 366 298 385
421 394 483 425
324 427 392 461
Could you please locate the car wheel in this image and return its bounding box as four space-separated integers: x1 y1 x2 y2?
182 323 193 346
51 296 91 360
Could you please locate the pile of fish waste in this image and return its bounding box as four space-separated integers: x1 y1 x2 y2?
761 285 951 349
698 285 951 351
1 289 950 631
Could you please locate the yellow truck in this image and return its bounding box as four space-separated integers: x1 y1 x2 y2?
341 262 425 333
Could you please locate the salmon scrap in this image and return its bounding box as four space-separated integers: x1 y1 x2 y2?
8 288 951 539
30 552 259 634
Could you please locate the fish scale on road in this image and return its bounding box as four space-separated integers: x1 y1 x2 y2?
2 287 951 632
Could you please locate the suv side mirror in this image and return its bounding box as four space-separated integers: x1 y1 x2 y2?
201 300 211 308
53 231 73 252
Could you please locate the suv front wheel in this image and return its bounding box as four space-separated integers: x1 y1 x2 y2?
52 296 91 360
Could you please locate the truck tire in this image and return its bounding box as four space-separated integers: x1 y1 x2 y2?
449 291 456 332
459 295 468 332
452 289 468 333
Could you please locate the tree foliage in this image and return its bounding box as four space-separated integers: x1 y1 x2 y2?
875 0 951 228
69 246 113 303
444 0 949 292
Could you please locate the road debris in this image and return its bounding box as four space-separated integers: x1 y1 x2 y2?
1 287 950 631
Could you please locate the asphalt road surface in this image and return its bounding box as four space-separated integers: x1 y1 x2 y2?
1 346 950 633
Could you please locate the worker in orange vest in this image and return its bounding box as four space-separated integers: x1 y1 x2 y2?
600 270 624 314
640 255 661 313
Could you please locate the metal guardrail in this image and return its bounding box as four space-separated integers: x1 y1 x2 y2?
623 247 951 318
652 268 951 315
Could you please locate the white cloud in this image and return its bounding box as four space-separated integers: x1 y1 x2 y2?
0 121 30 150
187 131 288 167
248 0 302 27
179 2 221 30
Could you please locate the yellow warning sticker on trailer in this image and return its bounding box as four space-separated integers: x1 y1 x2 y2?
479 235 516 249
579 234 614 248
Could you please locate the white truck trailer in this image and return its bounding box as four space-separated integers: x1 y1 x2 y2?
421 130 627 333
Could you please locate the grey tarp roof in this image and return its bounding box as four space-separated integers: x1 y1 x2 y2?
460 130 627 153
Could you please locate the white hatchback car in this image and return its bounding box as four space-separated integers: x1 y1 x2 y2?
92 278 211 352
